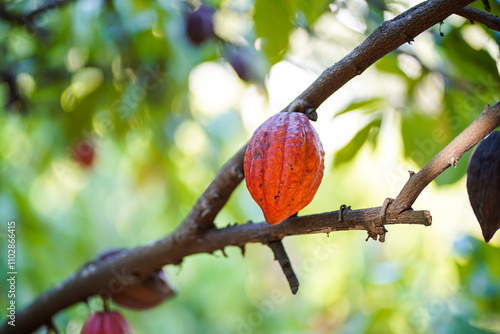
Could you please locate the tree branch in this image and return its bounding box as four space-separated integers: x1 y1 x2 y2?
11 97 500 333
284 0 476 114
455 6 500 31
176 0 477 239
390 102 500 214
2 206 430 334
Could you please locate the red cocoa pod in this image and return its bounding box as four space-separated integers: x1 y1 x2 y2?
244 112 325 225
97 249 176 310
81 311 133 334
466 131 500 242
72 139 95 167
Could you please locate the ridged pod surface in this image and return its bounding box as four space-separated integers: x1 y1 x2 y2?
81 311 133 334
244 112 325 225
466 131 500 242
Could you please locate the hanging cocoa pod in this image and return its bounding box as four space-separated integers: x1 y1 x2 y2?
466 131 500 242
97 249 176 310
81 311 133 334
244 112 325 225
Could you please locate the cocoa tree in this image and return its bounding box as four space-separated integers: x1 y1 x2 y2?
1 0 500 333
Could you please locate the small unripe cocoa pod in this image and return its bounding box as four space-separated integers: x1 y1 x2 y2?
81 311 132 334
244 112 325 225
97 249 176 309
185 5 215 45
228 51 251 82
466 131 500 242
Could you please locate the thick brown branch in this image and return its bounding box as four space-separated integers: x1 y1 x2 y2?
1 207 430 334
391 102 500 213
285 0 475 113
455 6 500 31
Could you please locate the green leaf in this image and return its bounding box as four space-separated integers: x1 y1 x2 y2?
366 0 386 32
440 29 500 84
334 118 381 167
254 0 296 64
374 53 407 78
298 0 331 26
401 113 447 167
401 111 469 185
335 97 387 117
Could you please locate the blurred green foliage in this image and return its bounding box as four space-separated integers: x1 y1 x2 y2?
1 0 500 333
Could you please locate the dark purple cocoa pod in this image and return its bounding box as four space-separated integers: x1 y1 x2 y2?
228 52 251 82
185 5 215 45
466 131 500 242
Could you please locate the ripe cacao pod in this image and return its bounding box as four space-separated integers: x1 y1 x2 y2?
244 112 325 225
466 131 500 242
97 249 175 310
81 311 132 334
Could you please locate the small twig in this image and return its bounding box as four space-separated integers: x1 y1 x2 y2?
101 294 110 312
338 204 350 221
47 320 59 334
456 6 500 31
0 0 75 26
482 0 491 12
267 240 299 294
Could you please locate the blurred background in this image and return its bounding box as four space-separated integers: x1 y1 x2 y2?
1 0 500 333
